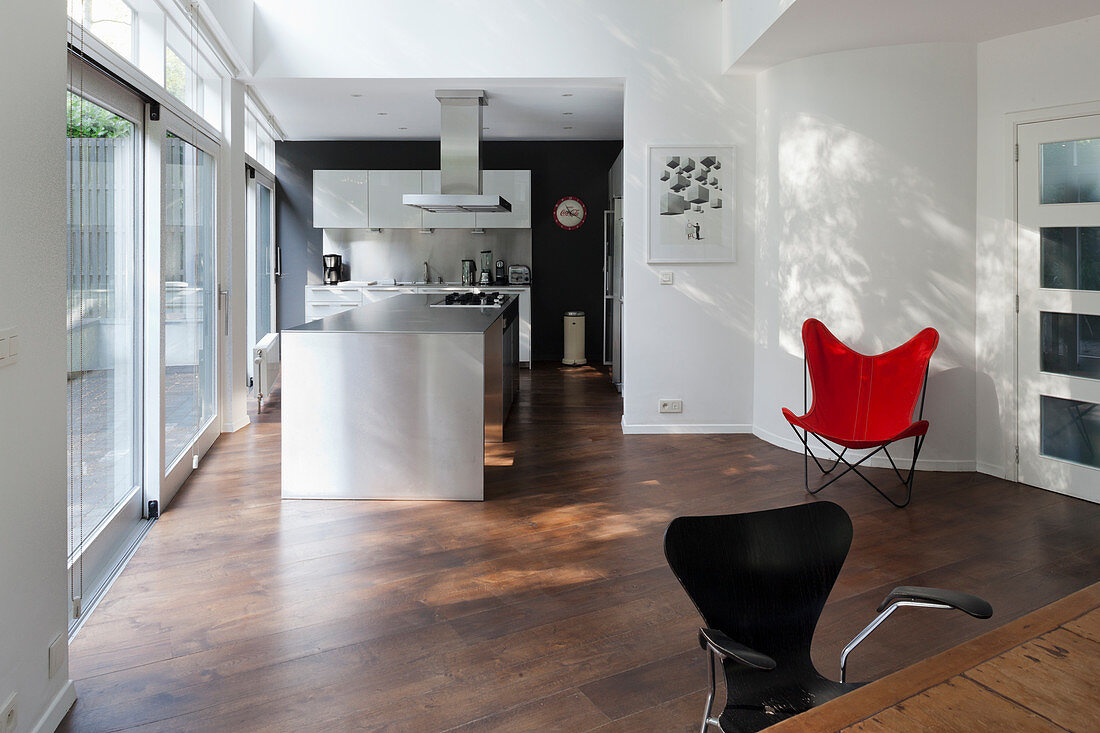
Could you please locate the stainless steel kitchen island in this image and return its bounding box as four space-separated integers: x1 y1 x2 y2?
281 293 519 500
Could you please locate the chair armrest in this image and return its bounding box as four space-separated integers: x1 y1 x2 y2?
878 586 993 619
698 628 776 670
841 586 994 682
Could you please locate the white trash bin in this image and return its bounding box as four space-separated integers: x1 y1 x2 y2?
563 311 586 365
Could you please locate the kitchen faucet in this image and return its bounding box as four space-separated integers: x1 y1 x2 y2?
424 261 430 283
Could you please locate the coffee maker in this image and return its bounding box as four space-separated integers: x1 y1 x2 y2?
478 250 493 286
495 259 506 284
323 254 342 285
461 259 477 286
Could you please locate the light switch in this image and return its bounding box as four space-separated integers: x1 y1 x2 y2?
0 327 17 368
659 271 674 285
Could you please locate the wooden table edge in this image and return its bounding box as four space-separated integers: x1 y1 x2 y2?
765 581 1100 732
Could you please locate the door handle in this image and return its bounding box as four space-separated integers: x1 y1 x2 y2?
219 289 230 336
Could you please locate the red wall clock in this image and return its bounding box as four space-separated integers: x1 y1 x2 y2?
553 196 587 230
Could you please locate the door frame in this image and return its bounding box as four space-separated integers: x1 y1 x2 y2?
1008 100 1100 487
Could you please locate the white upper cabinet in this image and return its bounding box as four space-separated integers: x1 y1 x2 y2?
368 170 424 229
421 170 476 229
313 170 368 228
477 170 531 228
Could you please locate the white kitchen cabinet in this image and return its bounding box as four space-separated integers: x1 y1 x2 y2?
420 170 476 229
303 285 363 322
368 170 423 229
313 170 368 228
476 170 531 228
362 287 417 303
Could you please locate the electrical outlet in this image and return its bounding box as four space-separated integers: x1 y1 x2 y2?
49 633 66 679
659 399 683 414
659 271 674 285
192 453 199 470
1 692 17 733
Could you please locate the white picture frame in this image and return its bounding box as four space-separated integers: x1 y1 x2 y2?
647 144 736 263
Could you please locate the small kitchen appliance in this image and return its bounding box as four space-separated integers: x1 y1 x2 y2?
478 250 493 285
461 259 477 286
508 265 531 284
323 254 342 285
495 259 506 284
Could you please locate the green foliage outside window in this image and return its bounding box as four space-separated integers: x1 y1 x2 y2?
67 92 131 138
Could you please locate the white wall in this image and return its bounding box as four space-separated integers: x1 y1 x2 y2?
754 43 979 469
200 0 254 72
0 3 76 732
252 0 757 433
722 0 799 70
975 14 1100 476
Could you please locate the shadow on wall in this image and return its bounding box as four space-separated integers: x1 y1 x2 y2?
761 112 977 462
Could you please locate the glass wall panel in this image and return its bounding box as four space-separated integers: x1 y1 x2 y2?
1040 311 1100 380
68 0 135 62
163 132 216 468
66 91 140 556
1041 395 1100 469
1041 227 1100 291
1041 138 1100 204
256 183 274 340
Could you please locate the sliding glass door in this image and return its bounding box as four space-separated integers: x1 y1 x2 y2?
162 130 217 470
66 58 147 626
247 170 276 381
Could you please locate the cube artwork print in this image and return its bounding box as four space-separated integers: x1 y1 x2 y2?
648 145 735 263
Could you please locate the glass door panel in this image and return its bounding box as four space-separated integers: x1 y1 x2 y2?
247 174 275 381
163 132 216 469
66 57 147 630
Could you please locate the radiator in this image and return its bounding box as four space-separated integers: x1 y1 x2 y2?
253 332 280 411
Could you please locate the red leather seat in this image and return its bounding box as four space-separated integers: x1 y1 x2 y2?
782 319 938 506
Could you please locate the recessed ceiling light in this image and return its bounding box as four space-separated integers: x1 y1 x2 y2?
350 93 362 98
562 112 574 115
377 112 388 116
561 93 573 97
563 126 574 130
398 127 408 130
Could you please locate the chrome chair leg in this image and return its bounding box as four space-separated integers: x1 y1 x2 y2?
700 647 718 733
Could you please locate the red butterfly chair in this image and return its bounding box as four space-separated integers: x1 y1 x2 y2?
782 319 939 508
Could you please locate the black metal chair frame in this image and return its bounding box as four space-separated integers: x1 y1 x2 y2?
789 358 931 508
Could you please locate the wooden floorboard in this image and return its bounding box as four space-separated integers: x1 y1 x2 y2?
59 364 1100 732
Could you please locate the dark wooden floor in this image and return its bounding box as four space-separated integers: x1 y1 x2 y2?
60 364 1100 732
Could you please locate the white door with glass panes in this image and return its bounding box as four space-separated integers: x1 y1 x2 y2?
1017 115 1100 503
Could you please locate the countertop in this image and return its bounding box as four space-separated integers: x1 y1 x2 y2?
311 281 530 289
285 293 517 335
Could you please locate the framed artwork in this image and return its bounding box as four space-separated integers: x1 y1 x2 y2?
647 144 736 263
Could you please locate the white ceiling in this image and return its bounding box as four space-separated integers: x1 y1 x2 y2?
732 0 1100 71
250 78 625 141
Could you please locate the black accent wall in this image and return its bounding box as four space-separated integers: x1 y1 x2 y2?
275 140 623 362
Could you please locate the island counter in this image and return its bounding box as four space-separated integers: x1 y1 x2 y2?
281 294 519 501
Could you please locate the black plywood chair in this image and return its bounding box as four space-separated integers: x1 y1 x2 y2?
663 502 992 732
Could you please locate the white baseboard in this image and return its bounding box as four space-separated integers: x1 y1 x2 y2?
976 461 1009 479
621 420 753 435
222 415 251 433
32 680 76 733
752 425 977 472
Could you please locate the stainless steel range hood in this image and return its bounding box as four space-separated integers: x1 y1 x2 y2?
403 90 512 214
